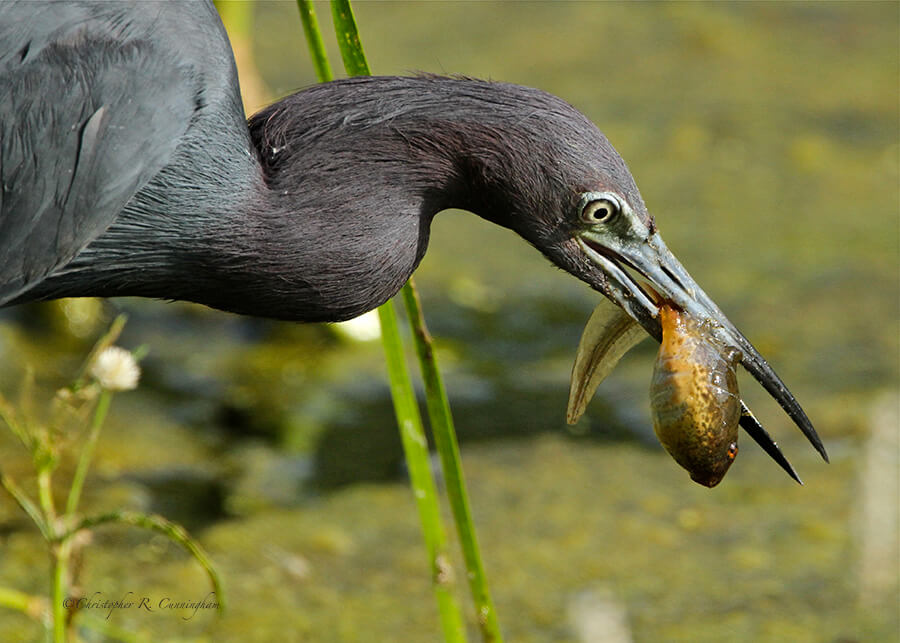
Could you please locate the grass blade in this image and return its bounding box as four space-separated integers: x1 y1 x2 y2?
401 284 503 642
329 0 370 77
65 390 111 516
0 472 51 540
326 2 470 640
296 0 333 82
375 300 467 641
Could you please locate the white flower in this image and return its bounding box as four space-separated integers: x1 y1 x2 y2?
90 346 140 392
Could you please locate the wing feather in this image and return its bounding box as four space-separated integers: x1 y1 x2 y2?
0 4 199 303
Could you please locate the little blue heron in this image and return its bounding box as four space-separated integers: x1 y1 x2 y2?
0 1 826 472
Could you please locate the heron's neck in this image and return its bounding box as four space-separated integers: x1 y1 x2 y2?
23 79 546 321
178 86 542 321
230 189 431 322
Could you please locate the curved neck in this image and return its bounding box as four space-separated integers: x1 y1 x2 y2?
22 77 577 322
25 110 444 323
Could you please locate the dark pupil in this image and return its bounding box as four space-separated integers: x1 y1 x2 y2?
595 206 609 219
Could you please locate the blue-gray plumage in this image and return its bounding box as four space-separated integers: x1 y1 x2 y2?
0 1 826 474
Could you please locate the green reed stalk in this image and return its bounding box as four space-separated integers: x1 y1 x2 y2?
298 0 503 643
401 287 503 642
297 1 472 640
328 0 371 76
296 0 333 81
373 299 467 641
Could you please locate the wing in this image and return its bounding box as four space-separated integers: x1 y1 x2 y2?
0 1 203 304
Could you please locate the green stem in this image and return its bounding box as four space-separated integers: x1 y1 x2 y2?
301 1 500 639
0 472 52 540
375 301 466 642
0 586 47 623
0 394 30 449
63 510 225 612
47 388 113 639
329 0 370 77
296 0 333 82
326 3 468 640
37 468 56 524
52 539 71 643
402 283 503 642
65 390 111 516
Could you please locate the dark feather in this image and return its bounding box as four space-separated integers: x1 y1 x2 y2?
1 2 643 322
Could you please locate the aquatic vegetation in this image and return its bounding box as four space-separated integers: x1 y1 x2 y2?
0 317 221 642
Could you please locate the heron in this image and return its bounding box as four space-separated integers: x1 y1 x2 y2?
0 1 826 477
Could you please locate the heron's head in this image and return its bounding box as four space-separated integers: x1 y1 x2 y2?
248 76 823 461
437 79 825 462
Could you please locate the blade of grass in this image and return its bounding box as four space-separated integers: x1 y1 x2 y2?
375 300 467 641
296 0 333 82
65 390 111 516
401 286 503 641
300 1 470 640
51 539 71 643
0 392 30 449
0 472 51 540
299 1 505 639
329 0 370 76
325 2 503 639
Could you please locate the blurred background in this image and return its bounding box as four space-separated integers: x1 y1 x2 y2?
1 1 897 641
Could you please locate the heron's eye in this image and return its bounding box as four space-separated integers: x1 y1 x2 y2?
581 198 619 225
727 443 739 460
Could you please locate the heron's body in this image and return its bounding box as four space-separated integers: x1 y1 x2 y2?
0 0 826 472
0 1 631 322
1 2 249 302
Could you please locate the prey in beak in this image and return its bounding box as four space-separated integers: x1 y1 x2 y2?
568 190 827 483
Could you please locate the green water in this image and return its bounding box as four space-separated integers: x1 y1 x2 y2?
1 2 897 641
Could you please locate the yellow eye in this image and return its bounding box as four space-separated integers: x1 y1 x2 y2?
581 198 619 224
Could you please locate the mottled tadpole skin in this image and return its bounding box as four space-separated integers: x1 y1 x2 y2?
650 305 742 487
